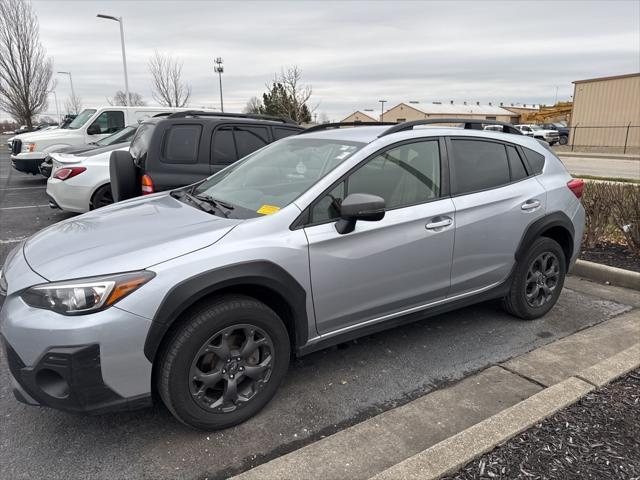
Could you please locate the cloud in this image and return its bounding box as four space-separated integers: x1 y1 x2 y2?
2 0 638 121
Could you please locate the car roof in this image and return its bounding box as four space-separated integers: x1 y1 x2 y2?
141 115 303 128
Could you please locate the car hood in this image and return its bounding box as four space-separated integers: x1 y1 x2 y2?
17 128 77 143
23 193 240 280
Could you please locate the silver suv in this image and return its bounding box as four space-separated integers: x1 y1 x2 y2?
0 120 585 430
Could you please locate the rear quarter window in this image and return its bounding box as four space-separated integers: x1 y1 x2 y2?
522 147 546 174
162 125 202 164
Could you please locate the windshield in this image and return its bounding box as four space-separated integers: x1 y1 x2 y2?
96 125 137 146
66 109 96 129
192 137 364 218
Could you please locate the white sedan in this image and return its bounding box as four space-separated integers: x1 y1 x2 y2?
46 144 128 213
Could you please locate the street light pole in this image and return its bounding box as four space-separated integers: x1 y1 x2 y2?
97 14 130 106
214 57 224 112
379 100 387 122
48 90 60 123
57 71 76 110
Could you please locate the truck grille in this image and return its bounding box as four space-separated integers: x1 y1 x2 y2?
11 139 22 155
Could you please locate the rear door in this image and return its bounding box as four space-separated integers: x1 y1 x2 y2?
447 137 547 296
149 123 209 190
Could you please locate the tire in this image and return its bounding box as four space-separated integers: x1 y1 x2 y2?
109 150 138 202
157 295 290 430
559 135 568 145
503 237 566 320
90 184 113 210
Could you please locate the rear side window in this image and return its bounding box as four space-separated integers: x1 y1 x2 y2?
211 128 237 165
450 139 510 194
162 125 201 164
522 147 546 174
506 145 528 181
274 127 300 140
235 126 269 158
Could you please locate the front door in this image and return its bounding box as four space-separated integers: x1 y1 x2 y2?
303 138 455 334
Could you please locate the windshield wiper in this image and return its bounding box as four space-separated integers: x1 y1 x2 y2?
170 190 217 214
194 194 235 217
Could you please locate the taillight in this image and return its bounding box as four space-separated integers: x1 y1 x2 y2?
567 178 584 199
53 167 86 180
141 174 154 194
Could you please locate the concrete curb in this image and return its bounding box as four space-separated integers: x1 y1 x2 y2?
571 259 640 290
372 343 640 480
556 152 640 161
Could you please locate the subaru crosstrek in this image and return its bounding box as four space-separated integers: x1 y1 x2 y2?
0 120 585 430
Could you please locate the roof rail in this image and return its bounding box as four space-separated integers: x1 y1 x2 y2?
301 121 397 134
378 118 522 137
166 110 295 124
151 112 173 118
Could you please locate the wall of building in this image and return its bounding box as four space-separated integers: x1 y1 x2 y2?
341 111 379 123
382 103 515 124
570 73 640 148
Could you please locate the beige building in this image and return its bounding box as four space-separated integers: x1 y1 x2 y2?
382 102 519 124
341 110 379 123
570 73 640 149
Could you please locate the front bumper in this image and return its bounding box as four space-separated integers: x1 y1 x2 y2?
10 155 44 175
3 339 151 414
0 291 155 414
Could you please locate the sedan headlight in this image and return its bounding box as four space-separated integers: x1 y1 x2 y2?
21 271 155 315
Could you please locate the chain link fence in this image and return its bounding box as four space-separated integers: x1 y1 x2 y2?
554 124 640 155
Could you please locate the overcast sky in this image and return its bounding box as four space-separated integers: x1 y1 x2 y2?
4 0 640 122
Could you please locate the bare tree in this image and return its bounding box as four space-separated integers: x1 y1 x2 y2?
148 51 191 107
0 0 54 128
108 90 145 106
243 96 262 114
277 65 314 122
63 92 82 115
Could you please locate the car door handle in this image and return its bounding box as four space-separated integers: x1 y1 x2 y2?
521 199 541 211
426 217 453 230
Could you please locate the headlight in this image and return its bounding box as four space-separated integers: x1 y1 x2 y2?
20 271 155 315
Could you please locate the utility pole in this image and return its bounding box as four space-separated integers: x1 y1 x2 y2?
214 57 224 112
379 100 387 122
97 14 130 106
57 71 76 112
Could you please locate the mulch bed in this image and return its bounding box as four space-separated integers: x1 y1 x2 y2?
443 369 640 480
580 242 640 273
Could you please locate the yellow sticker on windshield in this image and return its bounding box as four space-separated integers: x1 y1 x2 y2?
257 205 280 215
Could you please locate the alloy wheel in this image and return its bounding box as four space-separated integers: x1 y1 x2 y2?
188 324 274 413
525 252 560 308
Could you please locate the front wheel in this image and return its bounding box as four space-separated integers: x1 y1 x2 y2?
157 295 290 430
559 136 568 145
503 237 566 320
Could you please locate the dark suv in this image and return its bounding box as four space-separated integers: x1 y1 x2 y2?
110 111 303 201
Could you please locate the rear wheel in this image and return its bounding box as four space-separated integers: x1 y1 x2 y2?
157 295 290 430
90 184 113 210
503 237 566 320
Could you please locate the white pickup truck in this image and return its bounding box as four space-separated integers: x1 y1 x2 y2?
9 106 188 175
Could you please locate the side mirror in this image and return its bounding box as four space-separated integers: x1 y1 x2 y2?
335 193 385 234
87 123 101 135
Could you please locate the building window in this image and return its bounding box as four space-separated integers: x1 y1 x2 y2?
396 118 406 123
486 116 497 120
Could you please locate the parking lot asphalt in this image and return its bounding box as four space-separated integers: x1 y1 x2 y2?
0 134 634 480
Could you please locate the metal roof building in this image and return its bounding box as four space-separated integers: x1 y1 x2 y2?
382 102 519 124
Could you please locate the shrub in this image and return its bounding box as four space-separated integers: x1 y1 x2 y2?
609 183 640 253
581 182 614 248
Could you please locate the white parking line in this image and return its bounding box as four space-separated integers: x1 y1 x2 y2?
0 204 49 210
0 237 26 244
0 186 44 191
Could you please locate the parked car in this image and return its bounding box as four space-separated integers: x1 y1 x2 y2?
46 144 129 212
39 125 138 178
110 111 303 201
515 124 560 145
542 123 570 145
9 106 189 175
0 120 585 430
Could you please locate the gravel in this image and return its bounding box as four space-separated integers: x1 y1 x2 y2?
444 369 640 480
